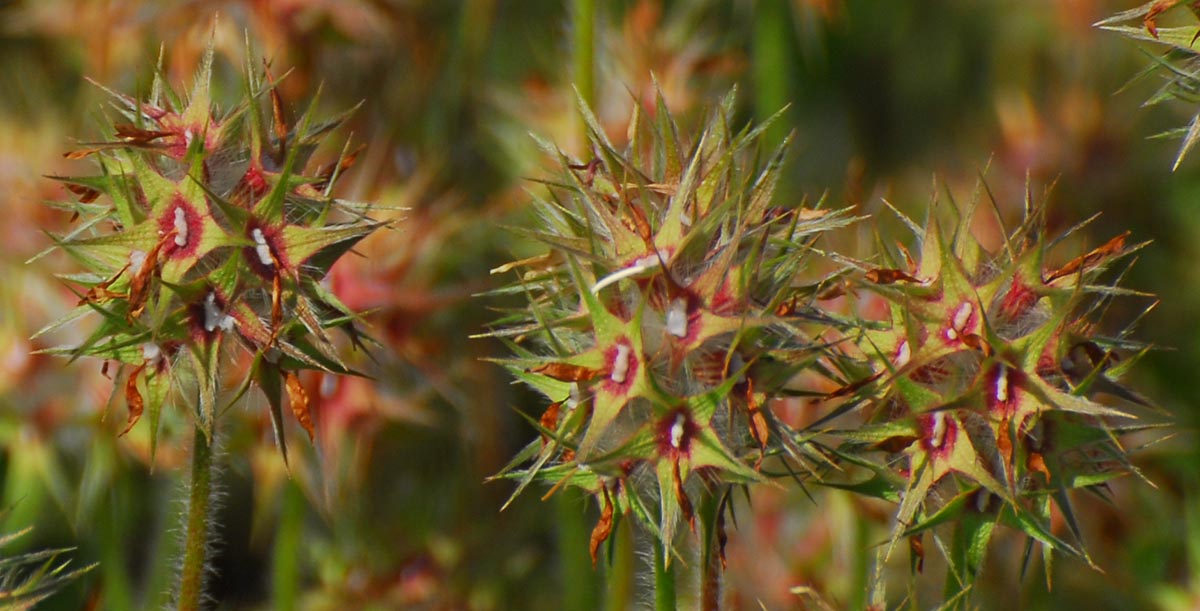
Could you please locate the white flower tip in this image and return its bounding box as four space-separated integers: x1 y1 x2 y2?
252 228 274 266
203 292 235 333
173 207 189 247
610 344 632 383
930 412 947 449
665 297 688 338
669 413 686 449
995 365 1010 403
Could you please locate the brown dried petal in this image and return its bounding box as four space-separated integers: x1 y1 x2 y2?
528 362 605 382
286 371 314 441
63 147 105 160
909 534 925 574
65 183 101 203
1027 452 1051 483
588 489 614 566
114 123 174 145
539 400 563 445
1144 0 1181 38
1044 231 1130 283
129 231 175 319
120 365 146 436
865 268 921 285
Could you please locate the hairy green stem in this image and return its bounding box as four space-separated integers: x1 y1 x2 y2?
653 536 676 611
177 425 215 611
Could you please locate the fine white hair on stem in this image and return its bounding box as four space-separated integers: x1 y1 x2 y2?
165 425 227 611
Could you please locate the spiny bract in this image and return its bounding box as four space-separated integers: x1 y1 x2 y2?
38 42 383 464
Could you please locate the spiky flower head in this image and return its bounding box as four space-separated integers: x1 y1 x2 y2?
38 41 382 464
488 90 856 565
833 185 1159 604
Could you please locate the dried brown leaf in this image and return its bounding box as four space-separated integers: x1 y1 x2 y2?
114 123 174 145
286 371 314 441
589 489 614 566
539 400 563 445
909 534 925 574
120 365 145 436
65 183 101 203
528 362 605 382
865 268 922 285
1045 231 1130 283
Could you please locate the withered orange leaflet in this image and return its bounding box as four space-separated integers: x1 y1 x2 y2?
865 268 921 285
114 123 174 145
539 400 563 446
528 362 605 382
120 365 147 436
588 487 615 565
1044 231 1130 283
286 371 314 441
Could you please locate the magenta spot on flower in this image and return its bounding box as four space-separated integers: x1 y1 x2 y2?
239 163 270 203
161 117 219 160
999 277 1038 321
158 195 203 259
709 280 740 316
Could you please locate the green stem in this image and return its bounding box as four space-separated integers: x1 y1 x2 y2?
556 489 598 611
604 517 634 611
571 0 596 147
752 0 793 152
272 480 304 611
177 425 215 611
653 536 676 611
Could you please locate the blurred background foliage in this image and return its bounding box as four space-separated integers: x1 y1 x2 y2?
0 0 1196 609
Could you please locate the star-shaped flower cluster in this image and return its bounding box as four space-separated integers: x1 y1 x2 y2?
487 91 857 565
831 186 1160 600
39 43 383 463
